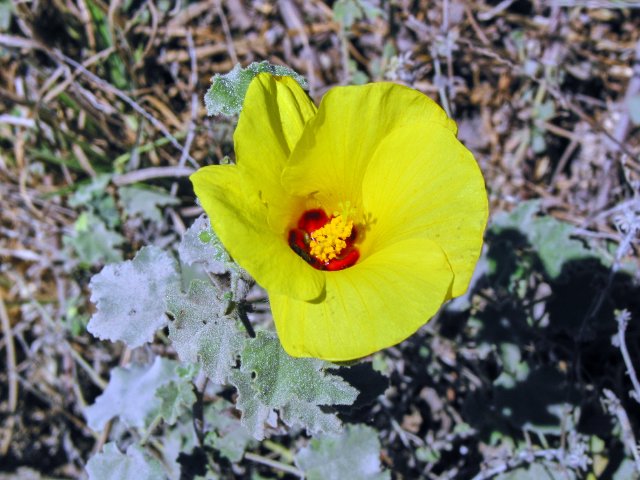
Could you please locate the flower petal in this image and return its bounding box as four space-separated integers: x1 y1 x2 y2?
191 165 324 300
270 237 454 361
281 82 456 220
235 73 317 231
361 123 488 297
236 73 316 177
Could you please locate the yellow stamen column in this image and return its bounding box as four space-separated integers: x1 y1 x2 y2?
309 216 353 262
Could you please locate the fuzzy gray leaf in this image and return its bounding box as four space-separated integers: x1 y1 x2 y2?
230 332 358 439
167 280 244 385
204 400 256 462
68 174 111 208
295 424 389 480
64 212 124 266
228 369 274 441
156 381 197 426
280 400 343 436
491 200 610 278
204 61 307 117
85 357 180 431
240 331 358 408
178 215 233 274
88 246 179 347
86 443 167 480
118 185 179 223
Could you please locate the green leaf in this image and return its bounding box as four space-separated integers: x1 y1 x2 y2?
204 400 256 462
534 99 555 122
348 59 369 85
241 331 357 408
294 424 390 480
491 200 610 278
280 400 344 435
529 216 599 278
167 280 244 384
491 200 541 231
204 61 307 116
94 195 121 229
333 0 362 29
64 212 124 266
0 0 13 32
163 419 199 480
530 128 546 154
118 185 179 223
230 331 358 439
228 369 275 441
68 174 111 208
85 357 180 431
333 0 383 29
156 380 197 426
178 215 234 274
68 175 120 228
86 443 168 480
88 246 179 347
415 446 441 463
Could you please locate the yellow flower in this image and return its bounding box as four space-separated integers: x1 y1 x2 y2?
191 73 488 361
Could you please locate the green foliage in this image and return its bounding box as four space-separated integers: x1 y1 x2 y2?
241 331 357 407
86 443 167 480
295 424 390 480
118 185 179 223
68 174 110 208
12 8 640 480
333 0 383 29
63 211 124 266
491 200 609 278
69 175 120 228
233 331 358 438
85 357 182 431
348 59 369 85
204 61 307 116
167 280 244 385
530 99 556 154
84 1 128 89
163 420 199 479
62 295 90 337
156 380 197 426
493 343 530 388
64 175 126 267
0 0 13 32
204 400 256 462
178 214 235 274
227 370 275 441
88 246 179 347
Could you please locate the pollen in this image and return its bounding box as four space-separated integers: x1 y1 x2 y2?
289 209 359 271
309 215 354 263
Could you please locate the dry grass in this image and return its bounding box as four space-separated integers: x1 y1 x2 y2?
1 1 639 478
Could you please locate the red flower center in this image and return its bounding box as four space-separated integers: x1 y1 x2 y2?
288 209 360 271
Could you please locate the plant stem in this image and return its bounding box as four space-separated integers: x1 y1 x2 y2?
244 452 304 478
192 369 208 445
616 310 640 404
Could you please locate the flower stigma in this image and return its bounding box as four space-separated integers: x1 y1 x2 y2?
309 215 353 261
288 208 359 271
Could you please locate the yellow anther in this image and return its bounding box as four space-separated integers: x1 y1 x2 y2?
309 215 353 263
